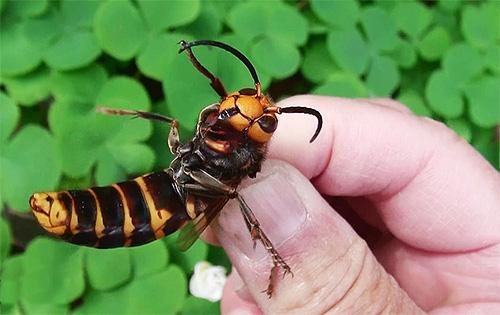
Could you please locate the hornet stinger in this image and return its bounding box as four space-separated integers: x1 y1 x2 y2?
29 40 323 297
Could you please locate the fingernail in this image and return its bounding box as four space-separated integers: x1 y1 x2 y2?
217 163 307 261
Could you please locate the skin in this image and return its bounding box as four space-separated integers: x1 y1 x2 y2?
202 96 500 314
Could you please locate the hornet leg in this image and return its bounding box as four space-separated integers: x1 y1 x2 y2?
187 169 292 297
97 107 180 154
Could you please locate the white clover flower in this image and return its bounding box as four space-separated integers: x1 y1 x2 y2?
189 261 227 302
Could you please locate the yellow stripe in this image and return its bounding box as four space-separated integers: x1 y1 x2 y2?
87 189 105 238
67 192 80 234
112 184 135 237
135 176 172 239
186 194 197 219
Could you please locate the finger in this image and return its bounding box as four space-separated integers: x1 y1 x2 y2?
358 97 413 114
221 272 262 315
200 98 417 248
212 160 423 313
271 95 500 253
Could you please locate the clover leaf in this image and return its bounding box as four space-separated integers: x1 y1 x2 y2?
125 265 186 313
464 76 500 128
391 2 453 62
60 0 101 28
251 36 301 80
51 63 108 103
361 7 398 52
327 28 369 76
442 43 483 87
49 73 153 182
391 1 432 40
85 248 132 291
484 45 499 74
93 0 147 61
0 255 24 305
225 2 307 81
425 70 463 118
472 128 499 169
324 5 402 97
164 234 209 274
43 31 101 71
397 89 431 117
390 38 417 68
1 0 48 19
461 2 499 50
19 3 102 71
177 1 222 39
417 26 452 61
137 0 200 33
0 92 19 144
438 0 462 12
137 33 194 81
182 296 220 315
21 302 68 315
22 238 84 304
94 0 201 72
0 22 42 76
2 66 51 106
1 125 62 211
312 74 367 98
446 118 472 142
310 0 360 28
74 266 186 314
128 241 169 278
227 1 308 45
366 55 400 97
301 38 340 83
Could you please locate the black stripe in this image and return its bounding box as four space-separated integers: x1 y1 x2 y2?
142 171 184 212
116 180 155 246
70 232 98 247
58 192 73 215
117 180 151 230
57 192 74 241
98 230 125 248
67 189 98 247
91 186 125 248
163 213 189 236
128 226 156 247
67 190 97 232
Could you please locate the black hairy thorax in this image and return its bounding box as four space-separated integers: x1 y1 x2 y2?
170 108 267 187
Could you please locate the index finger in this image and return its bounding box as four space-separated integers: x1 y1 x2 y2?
270 95 500 253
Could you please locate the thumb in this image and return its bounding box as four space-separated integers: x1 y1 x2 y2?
212 160 423 314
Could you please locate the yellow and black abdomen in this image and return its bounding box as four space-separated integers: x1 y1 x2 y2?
30 171 190 248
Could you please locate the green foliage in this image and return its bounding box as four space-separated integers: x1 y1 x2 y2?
0 0 498 314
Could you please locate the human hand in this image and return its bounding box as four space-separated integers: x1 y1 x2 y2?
203 96 500 314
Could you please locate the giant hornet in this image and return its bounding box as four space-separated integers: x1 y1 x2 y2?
29 40 323 297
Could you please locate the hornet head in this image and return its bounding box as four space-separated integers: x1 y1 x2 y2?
179 40 323 144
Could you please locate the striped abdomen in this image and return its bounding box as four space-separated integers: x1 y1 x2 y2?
29 171 190 248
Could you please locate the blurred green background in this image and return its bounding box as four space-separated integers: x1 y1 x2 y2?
0 0 498 314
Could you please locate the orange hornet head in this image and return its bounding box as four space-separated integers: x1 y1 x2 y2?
30 192 70 236
218 88 278 143
179 40 323 144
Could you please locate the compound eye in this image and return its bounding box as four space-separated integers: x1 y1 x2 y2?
257 114 278 133
247 114 277 143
